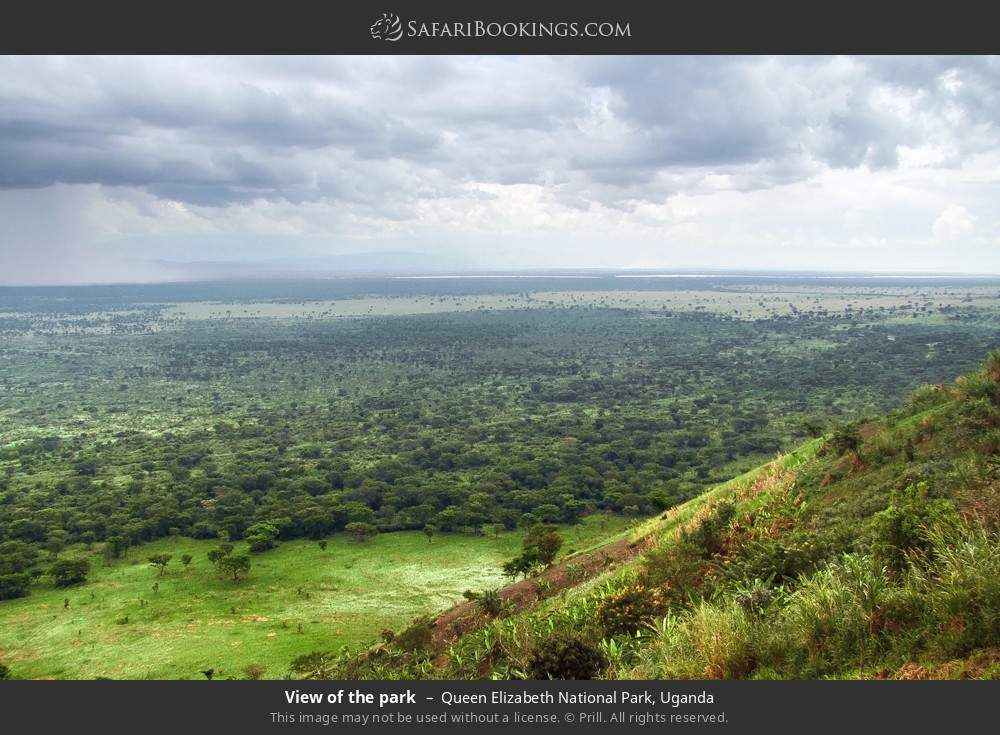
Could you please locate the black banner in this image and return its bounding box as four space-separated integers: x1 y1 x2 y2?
1 680 996 733
1 0 998 54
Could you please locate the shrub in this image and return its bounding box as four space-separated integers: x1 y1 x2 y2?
290 651 338 679
956 373 999 406
981 348 1000 383
868 431 899 464
902 384 950 416
596 584 667 636
242 663 267 680
870 483 959 573
528 633 607 680
207 543 234 567
642 539 705 603
720 528 847 588
685 500 737 558
217 553 251 581
502 554 538 581
470 588 505 618
829 423 862 457
0 663 10 680
732 578 783 617
394 615 435 652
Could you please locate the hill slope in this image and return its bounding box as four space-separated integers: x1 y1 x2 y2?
331 349 1000 680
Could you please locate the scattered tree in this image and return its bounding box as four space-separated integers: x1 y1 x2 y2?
345 522 377 543
148 553 172 576
218 553 251 581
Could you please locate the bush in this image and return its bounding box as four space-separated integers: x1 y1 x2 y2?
720 527 846 588
0 663 10 680
902 384 950 416
345 522 377 543
642 540 705 603
242 663 267 680
870 483 959 573
596 584 667 636
290 651 338 679
983 348 1000 382
829 423 862 457
956 373 999 406
394 615 434 652
528 633 607 680
464 588 505 618
685 500 736 558
868 431 900 464
732 578 783 617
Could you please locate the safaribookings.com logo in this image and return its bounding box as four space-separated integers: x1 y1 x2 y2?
370 13 631 42
370 13 404 41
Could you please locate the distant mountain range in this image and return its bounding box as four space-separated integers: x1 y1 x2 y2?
151 251 480 280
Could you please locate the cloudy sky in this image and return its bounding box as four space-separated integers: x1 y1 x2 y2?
1 55 998 284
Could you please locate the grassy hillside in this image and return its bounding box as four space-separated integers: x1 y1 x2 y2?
334 349 1000 680
0 515 630 679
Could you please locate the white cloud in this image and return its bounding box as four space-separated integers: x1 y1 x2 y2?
932 204 976 240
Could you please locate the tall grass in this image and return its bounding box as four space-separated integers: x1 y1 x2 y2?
630 526 1000 679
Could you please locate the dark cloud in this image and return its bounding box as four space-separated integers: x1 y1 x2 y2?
2 55 995 211
1 55 998 284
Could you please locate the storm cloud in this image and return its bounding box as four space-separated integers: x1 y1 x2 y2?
0 55 998 283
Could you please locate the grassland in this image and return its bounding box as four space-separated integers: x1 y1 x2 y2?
0 514 631 679
2 275 999 681
155 284 1000 324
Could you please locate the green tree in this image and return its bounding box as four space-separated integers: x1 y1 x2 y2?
0 573 31 601
218 553 251 581
502 554 536 581
207 543 234 568
148 553 172 577
105 535 129 560
345 522 377 543
523 524 564 567
244 521 279 553
50 559 89 587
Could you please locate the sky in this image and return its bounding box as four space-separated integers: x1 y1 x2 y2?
0 55 998 285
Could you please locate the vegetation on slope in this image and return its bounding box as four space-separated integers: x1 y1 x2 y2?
329 349 1000 680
